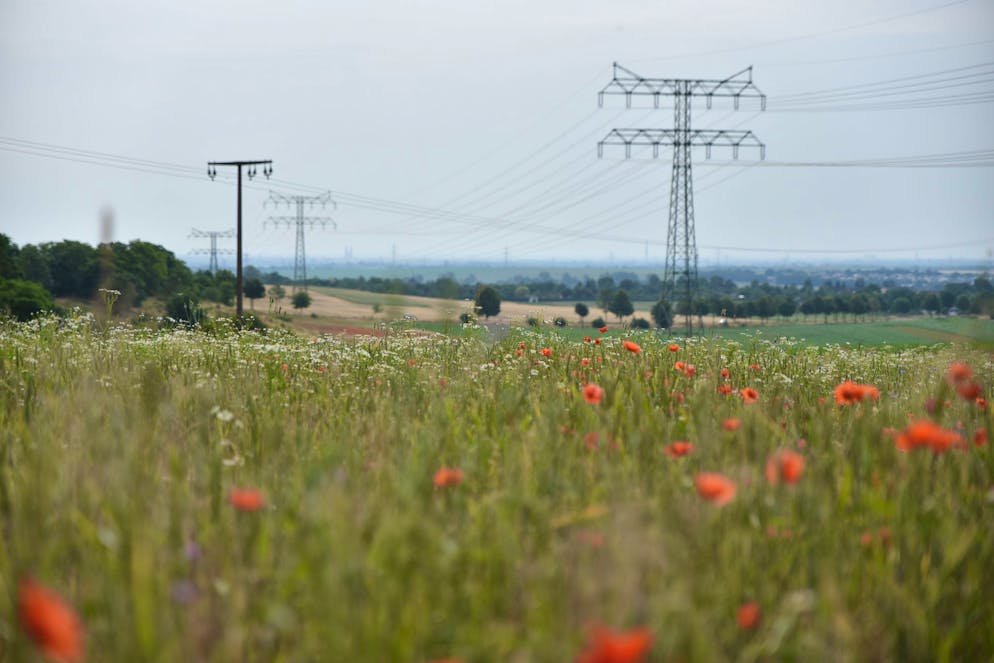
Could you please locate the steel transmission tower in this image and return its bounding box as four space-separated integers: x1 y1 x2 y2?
265 191 336 292
189 228 235 274
598 63 766 335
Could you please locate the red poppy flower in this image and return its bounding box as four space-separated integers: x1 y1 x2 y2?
576 624 653 663
583 336 593 343
541 348 553 357
947 362 973 385
765 450 805 485
894 420 963 454
18 578 84 663
737 602 761 630
583 383 605 405
740 388 759 404
433 467 464 489
665 441 695 458
674 361 685 372
717 384 732 396
720 368 730 379
975 429 988 447
834 381 864 405
668 344 679 352
622 340 641 354
598 326 609 333
695 473 737 506
683 364 696 378
956 382 982 401
594 338 602 345
721 418 741 431
580 358 591 366
749 363 761 371
228 488 265 512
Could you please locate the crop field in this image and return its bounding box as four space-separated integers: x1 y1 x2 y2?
0 314 991 662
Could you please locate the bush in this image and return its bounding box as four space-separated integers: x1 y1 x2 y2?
164 293 205 325
292 291 312 310
591 317 605 329
527 317 541 328
629 317 650 330
0 278 53 321
459 312 475 324
553 316 567 328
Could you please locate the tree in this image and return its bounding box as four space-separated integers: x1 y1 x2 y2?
0 278 53 321
474 286 501 319
292 291 312 310
608 289 634 321
45 240 99 298
574 302 589 323
269 284 286 302
0 234 19 279
921 292 941 316
891 297 912 315
244 278 265 310
650 299 672 329
777 298 797 320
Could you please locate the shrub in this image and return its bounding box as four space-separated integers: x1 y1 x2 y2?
591 316 605 329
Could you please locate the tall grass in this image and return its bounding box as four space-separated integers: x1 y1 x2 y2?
0 314 990 661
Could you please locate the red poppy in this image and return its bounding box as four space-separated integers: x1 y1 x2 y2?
674 361 685 372
583 383 605 405
433 467 464 489
598 326 609 333
682 364 697 378
737 602 761 630
668 344 680 352
594 338 602 345
834 381 869 405
622 340 641 354
580 358 591 367
541 348 553 357
721 418 741 431
765 450 805 485
946 362 973 385
228 488 265 512
583 336 593 343
749 363 761 371
18 578 84 663
975 429 988 447
717 384 733 396
740 388 759 404
695 473 737 506
720 368 730 379
956 382 982 401
576 624 653 663
894 420 963 454
664 441 695 458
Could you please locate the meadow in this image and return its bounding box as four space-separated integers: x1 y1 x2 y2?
0 313 991 662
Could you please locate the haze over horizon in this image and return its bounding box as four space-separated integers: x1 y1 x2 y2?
2 0 993 266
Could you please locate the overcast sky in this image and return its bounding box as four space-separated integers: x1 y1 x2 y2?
1 0 993 269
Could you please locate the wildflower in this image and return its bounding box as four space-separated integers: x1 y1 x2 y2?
598 326 609 333
541 348 553 357
668 344 680 352
717 384 733 396
956 382 982 401
946 362 973 385
974 429 988 447
682 364 697 378
583 431 601 450
519 342 527 349
594 338 602 345
576 624 653 663
721 418 741 431
737 602 761 630
583 383 605 405
18 578 84 663
674 361 685 372
583 336 593 343
622 340 641 354
749 363 761 371
580 358 591 367
740 388 759 404
720 368 730 379
228 488 265 512
695 473 737 506
433 467 464 489
833 381 867 405
765 450 805 485
978 397 988 411
894 420 963 454
665 441 694 458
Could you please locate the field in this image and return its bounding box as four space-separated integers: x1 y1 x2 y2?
1 314 992 661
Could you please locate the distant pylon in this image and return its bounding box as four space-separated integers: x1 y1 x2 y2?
598 63 766 335
265 192 336 292
189 228 236 275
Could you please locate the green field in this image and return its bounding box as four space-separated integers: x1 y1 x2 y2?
1 315 991 661
308 286 435 309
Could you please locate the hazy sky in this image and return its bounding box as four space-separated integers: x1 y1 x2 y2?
1 0 993 268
